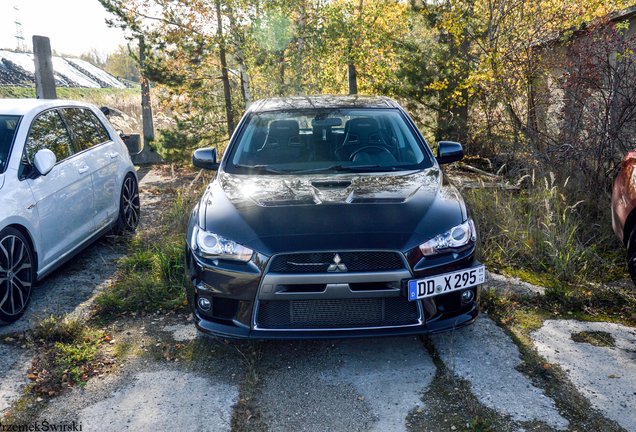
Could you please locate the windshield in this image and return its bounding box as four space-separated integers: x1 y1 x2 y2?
225 109 432 174
0 115 20 173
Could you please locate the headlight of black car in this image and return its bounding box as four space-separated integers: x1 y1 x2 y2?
419 219 476 256
191 226 253 262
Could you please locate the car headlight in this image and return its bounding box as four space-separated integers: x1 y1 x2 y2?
191 226 253 262
419 219 476 256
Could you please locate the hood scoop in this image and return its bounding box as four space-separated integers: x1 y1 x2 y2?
257 198 320 207
311 180 352 189
347 197 406 204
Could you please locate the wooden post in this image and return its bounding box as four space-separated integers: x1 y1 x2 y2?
139 38 155 143
32 36 57 99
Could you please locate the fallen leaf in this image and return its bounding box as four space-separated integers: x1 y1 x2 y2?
358 396 365 401
28 374 37 380
416 409 422 413
543 363 551 370
608 375 620 379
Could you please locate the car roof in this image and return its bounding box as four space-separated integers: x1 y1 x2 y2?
248 95 402 113
0 98 95 116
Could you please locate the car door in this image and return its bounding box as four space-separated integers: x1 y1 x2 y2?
60 108 119 230
23 109 95 269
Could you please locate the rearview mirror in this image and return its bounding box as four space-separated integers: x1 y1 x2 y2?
193 147 219 170
33 149 56 176
436 141 464 165
312 118 342 127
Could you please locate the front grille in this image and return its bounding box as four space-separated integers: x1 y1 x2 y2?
269 252 405 273
256 297 419 329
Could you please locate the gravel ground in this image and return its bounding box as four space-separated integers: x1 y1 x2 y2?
431 315 570 429
0 242 125 337
532 319 636 432
259 340 377 432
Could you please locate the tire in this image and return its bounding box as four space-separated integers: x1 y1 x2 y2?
114 174 140 234
0 228 35 324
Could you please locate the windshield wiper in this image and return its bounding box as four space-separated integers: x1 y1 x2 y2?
234 164 287 174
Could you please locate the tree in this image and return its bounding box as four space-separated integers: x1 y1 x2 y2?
531 18 636 192
103 45 140 83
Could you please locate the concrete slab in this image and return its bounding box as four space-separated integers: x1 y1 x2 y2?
0 344 32 413
79 370 238 432
431 316 569 429
532 320 636 432
162 324 197 342
486 272 546 297
338 336 437 432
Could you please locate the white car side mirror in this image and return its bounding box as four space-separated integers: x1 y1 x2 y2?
33 149 56 176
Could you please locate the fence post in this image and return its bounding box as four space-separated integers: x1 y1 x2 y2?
32 36 57 99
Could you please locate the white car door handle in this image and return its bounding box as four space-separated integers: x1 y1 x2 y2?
110 152 118 159
78 166 89 174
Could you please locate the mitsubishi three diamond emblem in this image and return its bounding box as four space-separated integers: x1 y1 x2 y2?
327 254 348 272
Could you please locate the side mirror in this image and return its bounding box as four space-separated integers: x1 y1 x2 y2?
33 149 56 176
436 141 464 165
193 147 219 170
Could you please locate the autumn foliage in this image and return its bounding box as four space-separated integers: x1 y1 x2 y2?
99 0 636 191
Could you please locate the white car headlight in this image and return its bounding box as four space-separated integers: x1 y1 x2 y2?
191 226 253 262
419 219 476 256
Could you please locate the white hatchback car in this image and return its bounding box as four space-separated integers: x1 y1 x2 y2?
0 99 139 324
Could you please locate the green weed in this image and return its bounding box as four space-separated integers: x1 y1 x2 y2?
467 173 625 285
27 316 112 393
94 180 206 317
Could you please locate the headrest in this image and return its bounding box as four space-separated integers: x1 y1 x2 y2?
346 117 380 134
269 120 300 136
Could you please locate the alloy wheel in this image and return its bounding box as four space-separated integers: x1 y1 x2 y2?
121 176 140 231
0 233 33 319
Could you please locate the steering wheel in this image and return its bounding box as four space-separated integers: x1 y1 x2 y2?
349 146 394 161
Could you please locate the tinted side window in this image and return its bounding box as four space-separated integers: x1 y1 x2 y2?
87 110 110 143
61 108 108 152
25 110 73 162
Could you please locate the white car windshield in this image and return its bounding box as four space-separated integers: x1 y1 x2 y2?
226 109 432 174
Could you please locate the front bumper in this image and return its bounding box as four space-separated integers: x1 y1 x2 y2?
185 246 481 339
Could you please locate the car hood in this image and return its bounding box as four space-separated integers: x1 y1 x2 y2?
198 168 467 255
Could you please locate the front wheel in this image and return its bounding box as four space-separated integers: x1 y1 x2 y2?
114 174 140 234
0 228 35 324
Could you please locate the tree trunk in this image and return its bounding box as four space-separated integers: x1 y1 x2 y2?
139 38 154 142
296 1 307 94
227 5 251 109
347 64 358 95
279 50 285 96
216 0 235 135
347 0 364 95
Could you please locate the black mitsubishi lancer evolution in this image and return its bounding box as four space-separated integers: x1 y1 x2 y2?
185 95 484 339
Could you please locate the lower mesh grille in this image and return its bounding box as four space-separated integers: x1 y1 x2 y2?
212 297 239 320
256 297 419 329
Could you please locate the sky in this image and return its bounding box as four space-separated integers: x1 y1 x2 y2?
0 0 129 57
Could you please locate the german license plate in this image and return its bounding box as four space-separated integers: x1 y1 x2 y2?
408 265 485 301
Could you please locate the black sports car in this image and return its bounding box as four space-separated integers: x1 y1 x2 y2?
185 95 484 339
